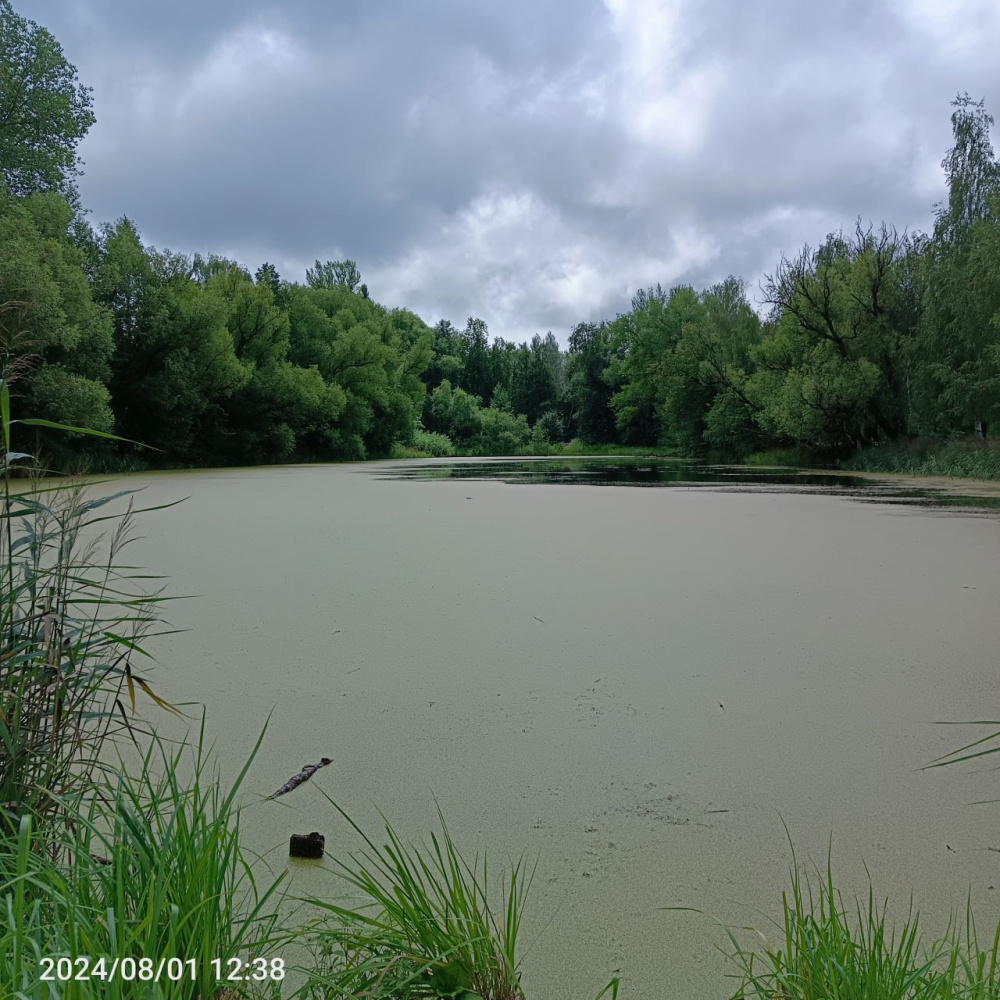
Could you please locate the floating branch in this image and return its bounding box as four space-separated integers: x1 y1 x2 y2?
268 757 332 800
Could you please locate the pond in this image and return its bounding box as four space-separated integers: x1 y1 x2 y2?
115 457 1000 999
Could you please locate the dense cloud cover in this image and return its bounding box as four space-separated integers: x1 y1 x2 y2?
18 0 1000 343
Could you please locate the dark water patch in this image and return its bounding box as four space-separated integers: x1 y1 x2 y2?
375 457 1000 513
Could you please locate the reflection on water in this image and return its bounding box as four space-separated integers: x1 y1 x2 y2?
376 457 1000 511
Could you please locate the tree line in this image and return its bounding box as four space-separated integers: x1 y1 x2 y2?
2 1 1000 470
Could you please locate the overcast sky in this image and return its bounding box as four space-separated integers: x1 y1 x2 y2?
18 0 1000 344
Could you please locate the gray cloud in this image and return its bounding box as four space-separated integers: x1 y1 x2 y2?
18 0 1000 343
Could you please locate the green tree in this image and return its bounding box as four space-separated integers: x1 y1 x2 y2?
0 1 95 201
94 219 249 463
564 321 620 444
196 262 315 463
693 279 765 454
920 220 1000 436
476 405 530 455
751 225 916 450
255 261 281 292
223 358 346 464
747 335 880 450
509 341 532 417
533 408 565 443
487 337 518 405
522 332 564 425
652 277 764 454
254 261 289 308
456 317 492 402
920 95 1000 436
421 319 463 406
936 94 1000 238
205 259 289 367
490 383 513 413
306 258 362 293
609 285 699 445
427 379 482 444
287 283 430 458
0 188 113 463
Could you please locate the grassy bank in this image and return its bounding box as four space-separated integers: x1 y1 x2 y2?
2 729 285 999
391 437 680 460
841 437 1000 481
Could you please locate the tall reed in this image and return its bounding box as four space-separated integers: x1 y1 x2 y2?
0 374 179 832
1 722 287 999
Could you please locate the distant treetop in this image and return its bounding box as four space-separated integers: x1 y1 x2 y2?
0 0 95 203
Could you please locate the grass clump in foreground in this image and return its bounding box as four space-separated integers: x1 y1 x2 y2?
682 838 1000 1000
5 709 617 1000
296 793 621 1000
300 799 534 1000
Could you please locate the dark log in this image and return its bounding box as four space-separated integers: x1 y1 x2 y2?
289 831 325 859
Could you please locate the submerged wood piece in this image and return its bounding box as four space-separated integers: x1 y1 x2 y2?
289 831 325 859
268 757 332 800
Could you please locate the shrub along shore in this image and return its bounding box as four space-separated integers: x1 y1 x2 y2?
840 437 1000 481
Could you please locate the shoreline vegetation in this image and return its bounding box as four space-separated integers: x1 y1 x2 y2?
390 437 1000 486
839 437 1000 482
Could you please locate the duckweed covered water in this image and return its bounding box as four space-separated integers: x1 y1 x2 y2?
119 458 1000 999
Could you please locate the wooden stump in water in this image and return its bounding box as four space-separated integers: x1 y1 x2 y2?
289 831 325 859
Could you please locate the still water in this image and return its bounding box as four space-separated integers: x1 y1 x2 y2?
116 458 1000 998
